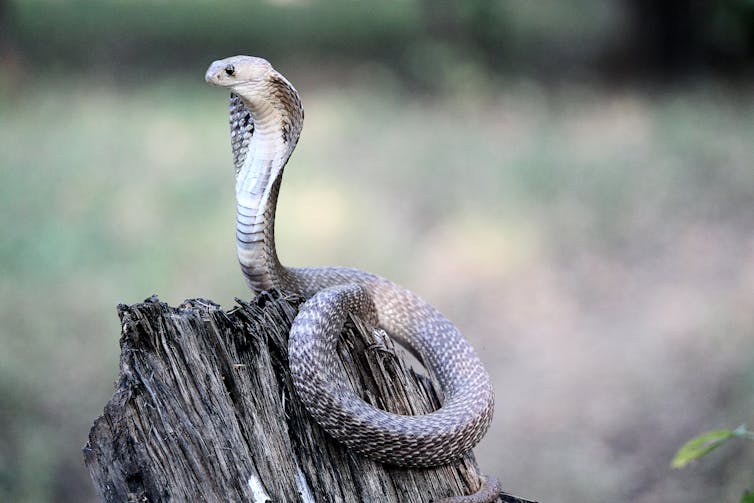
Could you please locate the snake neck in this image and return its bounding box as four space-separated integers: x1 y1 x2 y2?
233 75 303 293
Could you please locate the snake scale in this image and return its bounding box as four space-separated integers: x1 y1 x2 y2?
205 56 500 502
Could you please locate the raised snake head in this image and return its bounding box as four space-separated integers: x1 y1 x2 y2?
205 56 304 175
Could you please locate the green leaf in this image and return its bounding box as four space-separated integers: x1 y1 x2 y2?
740 490 754 503
671 429 735 468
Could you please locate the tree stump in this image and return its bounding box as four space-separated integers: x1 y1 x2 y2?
83 291 535 502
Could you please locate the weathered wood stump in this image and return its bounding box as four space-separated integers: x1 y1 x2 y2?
83 291 534 502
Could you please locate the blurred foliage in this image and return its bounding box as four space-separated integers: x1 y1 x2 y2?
2 0 754 89
1 74 753 503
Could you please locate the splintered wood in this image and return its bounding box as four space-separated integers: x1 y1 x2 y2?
84 291 528 502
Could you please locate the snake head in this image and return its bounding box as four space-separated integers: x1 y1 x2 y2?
205 55 273 90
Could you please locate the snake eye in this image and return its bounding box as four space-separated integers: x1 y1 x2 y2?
224 64 235 76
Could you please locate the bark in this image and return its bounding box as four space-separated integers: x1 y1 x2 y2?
83 291 535 503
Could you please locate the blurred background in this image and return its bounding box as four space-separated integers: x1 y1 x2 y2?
1 1 753 501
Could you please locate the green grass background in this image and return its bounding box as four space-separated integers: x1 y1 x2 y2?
2 74 753 503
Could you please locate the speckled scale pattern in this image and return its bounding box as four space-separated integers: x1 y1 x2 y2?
229 93 253 174
287 273 495 467
222 59 498 502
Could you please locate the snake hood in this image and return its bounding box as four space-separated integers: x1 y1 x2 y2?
205 55 303 143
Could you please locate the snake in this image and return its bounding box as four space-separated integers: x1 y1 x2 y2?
205 56 500 502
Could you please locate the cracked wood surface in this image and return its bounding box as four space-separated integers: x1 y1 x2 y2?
84 291 533 502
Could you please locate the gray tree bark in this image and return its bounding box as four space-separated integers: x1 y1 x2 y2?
83 291 535 503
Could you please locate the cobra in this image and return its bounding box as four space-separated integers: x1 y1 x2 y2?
205 56 500 502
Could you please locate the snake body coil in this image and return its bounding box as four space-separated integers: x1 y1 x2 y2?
205 56 497 494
